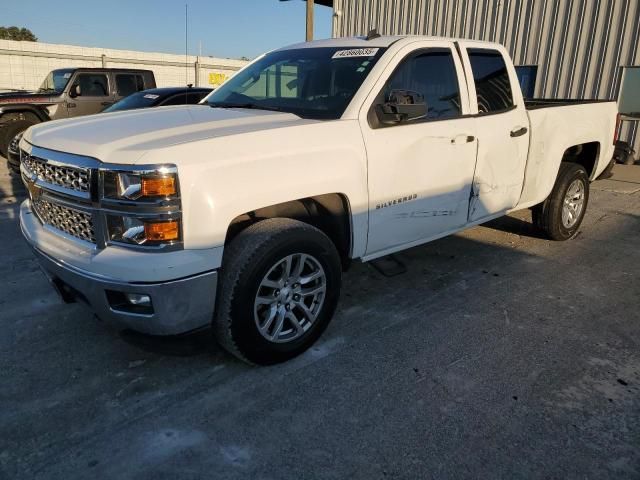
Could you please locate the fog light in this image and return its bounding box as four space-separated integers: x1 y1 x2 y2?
125 293 151 306
106 290 154 315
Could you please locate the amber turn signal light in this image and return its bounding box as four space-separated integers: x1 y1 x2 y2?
144 221 180 242
141 177 176 197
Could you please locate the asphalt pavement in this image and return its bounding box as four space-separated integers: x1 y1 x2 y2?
1 159 638 479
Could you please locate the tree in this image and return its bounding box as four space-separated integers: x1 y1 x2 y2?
0 26 38 42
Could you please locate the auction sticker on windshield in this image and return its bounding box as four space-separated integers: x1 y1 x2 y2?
332 48 379 59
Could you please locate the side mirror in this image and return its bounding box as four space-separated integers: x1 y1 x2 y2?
69 84 81 98
375 89 427 125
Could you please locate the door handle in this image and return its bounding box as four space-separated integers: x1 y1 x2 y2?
510 126 528 137
101 102 112 106
67 102 76 108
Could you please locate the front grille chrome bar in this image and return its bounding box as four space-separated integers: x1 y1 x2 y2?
32 197 96 243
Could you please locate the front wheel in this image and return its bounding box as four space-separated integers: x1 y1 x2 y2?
532 162 589 240
2 119 36 161
213 218 342 365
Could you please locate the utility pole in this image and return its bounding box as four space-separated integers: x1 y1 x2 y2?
306 0 314 41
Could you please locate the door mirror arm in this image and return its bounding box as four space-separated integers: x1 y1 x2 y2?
375 104 406 125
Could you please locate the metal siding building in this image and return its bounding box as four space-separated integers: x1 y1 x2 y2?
330 0 640 153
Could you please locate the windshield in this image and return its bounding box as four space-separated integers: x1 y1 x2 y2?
103 91 161 112
206 47 386 120
38 69 75 94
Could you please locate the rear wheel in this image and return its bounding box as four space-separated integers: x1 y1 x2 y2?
213 218 342 365
532 162 589 240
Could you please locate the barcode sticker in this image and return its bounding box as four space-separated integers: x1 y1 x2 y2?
332 48 379 59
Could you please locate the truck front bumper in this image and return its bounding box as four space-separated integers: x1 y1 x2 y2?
30 247 218 335
20 202 218 336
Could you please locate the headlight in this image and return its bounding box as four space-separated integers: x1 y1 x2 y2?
100 164 182 250
103 170 178 201
106 215 181 246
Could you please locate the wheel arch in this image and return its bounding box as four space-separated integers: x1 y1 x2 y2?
561 141 600 179
0 105 50 124
224 193 354 270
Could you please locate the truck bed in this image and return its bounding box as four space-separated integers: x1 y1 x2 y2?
516 99 618 209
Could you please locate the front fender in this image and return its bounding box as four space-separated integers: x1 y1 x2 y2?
143 120 370 261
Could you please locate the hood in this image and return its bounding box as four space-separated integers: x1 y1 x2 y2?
24 105 319 164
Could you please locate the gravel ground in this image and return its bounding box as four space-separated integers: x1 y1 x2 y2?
1 160 638 479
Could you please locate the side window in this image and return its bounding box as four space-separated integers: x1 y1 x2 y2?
187 92 207 104
160 94 187 106
467 49 514 113
515 65 538 99
384 50 462 120
75 74 109 96
116 74 144 97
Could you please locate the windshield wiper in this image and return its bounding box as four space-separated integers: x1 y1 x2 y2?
208 102 296 115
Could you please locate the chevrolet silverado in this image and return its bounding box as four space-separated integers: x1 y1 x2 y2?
18 36 618 364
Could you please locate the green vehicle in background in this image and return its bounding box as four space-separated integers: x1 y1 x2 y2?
0 67 156 169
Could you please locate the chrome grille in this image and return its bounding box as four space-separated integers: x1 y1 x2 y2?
32 198 96 243
22 153 90 193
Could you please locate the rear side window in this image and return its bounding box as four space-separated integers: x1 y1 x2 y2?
384 50 462 120
116 74 145 97
467 49 514 113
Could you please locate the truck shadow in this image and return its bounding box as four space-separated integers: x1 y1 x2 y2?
116 223 541 359
119 328 213 357
482 211 548 239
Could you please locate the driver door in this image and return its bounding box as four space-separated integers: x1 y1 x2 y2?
66 72 112 117
360 41 478 257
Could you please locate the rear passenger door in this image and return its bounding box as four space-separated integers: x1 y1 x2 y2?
114 72 145 102
458 43 530 222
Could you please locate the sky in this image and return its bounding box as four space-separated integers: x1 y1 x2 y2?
2 0 334 59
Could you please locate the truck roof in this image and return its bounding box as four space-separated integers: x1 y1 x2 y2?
279 35 503 50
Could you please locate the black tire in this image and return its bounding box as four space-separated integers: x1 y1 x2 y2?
213 218 342 365
2 119 36 158
532 162 589 241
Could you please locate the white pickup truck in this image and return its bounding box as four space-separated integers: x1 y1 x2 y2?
19 36 618 364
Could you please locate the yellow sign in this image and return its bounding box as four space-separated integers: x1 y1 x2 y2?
208 72 228 86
